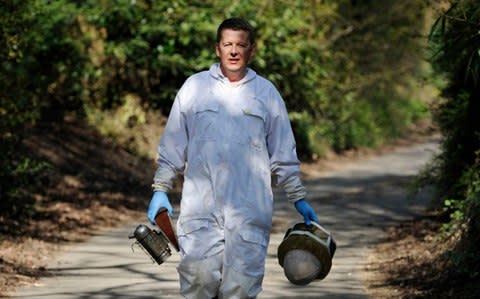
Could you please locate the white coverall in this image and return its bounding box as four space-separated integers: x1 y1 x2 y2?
153 63 306 298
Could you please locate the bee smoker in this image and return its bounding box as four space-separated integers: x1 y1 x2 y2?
128 207 179 265
129 224 172 265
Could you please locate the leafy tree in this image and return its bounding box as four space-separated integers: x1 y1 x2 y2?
1 0 43 217
0 0 432 217
427 0 480 284
77 0 429 154
327 0 429 151
429 0 480 200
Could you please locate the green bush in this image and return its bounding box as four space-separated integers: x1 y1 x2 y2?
428 0 480 201
77 0 429 153
1 0 432 217
424 0 480 282
80 0 220 111
441 152 480 282
0 0 50 217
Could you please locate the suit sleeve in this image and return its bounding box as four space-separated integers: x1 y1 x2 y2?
152 88 188 192
265 87 306 203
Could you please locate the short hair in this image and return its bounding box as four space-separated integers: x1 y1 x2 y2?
216 18 255 45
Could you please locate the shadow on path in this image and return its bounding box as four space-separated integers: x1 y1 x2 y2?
13 139 440 299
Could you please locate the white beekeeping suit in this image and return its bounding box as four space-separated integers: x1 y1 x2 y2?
153 63 306 298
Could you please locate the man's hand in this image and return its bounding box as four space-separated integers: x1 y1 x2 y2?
294 199 318 226
147 191 173 225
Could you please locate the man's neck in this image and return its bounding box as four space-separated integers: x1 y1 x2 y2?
219 65 247 86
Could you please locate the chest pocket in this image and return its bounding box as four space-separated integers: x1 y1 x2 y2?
237 100 266 151
192 101 219 141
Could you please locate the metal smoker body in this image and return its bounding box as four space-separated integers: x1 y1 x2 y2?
129 207 179 265
129 224 172 265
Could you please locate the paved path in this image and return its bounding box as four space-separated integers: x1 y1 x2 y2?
14 138 440 298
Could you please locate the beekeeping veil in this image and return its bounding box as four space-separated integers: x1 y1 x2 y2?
277 222 336 285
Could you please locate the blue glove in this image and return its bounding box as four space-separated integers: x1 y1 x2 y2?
295 199 318 226
147 191 173 225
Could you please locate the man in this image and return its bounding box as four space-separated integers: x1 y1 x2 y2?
148 18 318 298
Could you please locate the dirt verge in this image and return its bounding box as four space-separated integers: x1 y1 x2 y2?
0 116 152 296
362 210 480 298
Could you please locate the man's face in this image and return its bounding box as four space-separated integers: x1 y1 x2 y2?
215 29 255 79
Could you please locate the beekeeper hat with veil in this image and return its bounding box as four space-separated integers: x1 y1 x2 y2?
277 221 336 285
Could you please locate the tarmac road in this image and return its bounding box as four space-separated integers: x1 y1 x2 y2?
13 137 440 299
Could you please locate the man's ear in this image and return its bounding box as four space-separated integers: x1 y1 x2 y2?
249 44 256 59
215 43 220 57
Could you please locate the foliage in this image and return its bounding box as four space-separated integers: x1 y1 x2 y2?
428 0 480 201
328 0 430 151
1 0 431 217
255 0 429 153
77 0 429 153
442 152 480 282
0 0 51 217
18 0 87 120
425 0 480 281
78 0 221 111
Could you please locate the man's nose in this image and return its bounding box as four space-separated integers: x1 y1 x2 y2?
230 46 238 56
